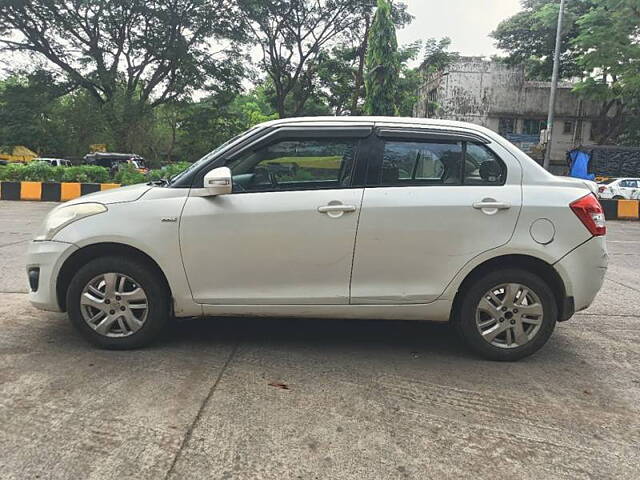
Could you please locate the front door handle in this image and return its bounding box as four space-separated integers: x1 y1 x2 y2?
317 204 357 214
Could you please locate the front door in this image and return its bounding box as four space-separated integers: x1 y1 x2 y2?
180 133 365 305
350 132 522 304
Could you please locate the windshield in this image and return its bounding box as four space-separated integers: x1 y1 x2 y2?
169 126 264 185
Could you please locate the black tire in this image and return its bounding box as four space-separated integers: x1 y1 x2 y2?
66 256 169 349
454 269 557 361
613 195 624 200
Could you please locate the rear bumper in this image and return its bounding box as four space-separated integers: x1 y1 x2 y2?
26 240 78 312
554 236 608 315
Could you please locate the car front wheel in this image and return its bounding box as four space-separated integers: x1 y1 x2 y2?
455 269 557 361
66 256 169 349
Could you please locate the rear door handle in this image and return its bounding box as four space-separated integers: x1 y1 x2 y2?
473 201 511 210
318 205 357 214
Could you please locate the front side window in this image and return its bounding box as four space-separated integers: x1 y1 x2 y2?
227 138 358 192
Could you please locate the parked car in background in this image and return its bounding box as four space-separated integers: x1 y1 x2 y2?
27 117 607 361
84 152 148 175
597 178 640 200
34 158 72 167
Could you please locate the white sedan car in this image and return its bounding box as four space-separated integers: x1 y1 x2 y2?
598 178 640 200
26 117 608 361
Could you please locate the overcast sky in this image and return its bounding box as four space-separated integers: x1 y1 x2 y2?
397 0 523 56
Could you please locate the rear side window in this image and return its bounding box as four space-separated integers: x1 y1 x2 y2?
378 140 505 186
464 143 506 185
380 141 463 186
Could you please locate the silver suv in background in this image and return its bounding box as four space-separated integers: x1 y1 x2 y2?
26 117 608 361
34 158 72 167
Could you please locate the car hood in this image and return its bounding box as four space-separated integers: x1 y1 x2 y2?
64 183 153 206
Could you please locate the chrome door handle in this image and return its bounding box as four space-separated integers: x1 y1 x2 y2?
473 201 511 210
318 204 357 214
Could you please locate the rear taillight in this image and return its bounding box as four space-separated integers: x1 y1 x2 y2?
570 193 606 236
598 186 606 193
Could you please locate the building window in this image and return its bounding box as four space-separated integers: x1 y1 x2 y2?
563 121 574 134
498 118 516 136
426 88 438 117
522 119 547 136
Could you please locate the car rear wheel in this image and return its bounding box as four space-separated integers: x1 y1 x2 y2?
455 269 557 361
66 256 169 349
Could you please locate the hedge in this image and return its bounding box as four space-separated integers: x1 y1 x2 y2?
0 161 191 186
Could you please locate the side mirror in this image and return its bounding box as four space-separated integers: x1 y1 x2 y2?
203 167 232 196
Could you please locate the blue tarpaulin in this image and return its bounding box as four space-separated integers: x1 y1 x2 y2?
568 149 595 180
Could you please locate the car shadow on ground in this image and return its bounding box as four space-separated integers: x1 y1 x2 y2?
33 310 581 367
165 315 470 358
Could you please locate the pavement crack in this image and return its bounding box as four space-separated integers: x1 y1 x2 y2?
606 278 640 294
163 342 239 480
0 239 29 248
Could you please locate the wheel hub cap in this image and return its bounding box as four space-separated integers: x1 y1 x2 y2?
80 273 149 338
475 283 544 349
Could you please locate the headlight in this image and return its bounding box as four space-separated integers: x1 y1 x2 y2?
34 202 107 241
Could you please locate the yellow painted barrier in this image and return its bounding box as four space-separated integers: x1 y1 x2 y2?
100 183 120 191
618 200 640 219
60 183 81 201
20 181 42 201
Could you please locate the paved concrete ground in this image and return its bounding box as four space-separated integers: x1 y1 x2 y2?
0 200 639 479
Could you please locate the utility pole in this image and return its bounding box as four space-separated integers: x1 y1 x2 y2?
543 0 566 171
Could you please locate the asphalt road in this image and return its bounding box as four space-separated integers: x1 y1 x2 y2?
1 200 639 479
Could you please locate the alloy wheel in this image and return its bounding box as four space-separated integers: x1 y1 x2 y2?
80 272 149 337
475 283 544 349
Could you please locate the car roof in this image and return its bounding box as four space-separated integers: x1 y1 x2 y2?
259 116 500 138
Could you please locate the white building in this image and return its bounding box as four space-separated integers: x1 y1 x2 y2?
414 57 601 172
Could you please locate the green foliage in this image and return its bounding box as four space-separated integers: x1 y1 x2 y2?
0 164 110 183
112 165 146 186
147 162 192 181
0 1 246 152
420 38 459 73
0 164 25 182
491 0 593 80
364 0 400 116
572 0 640 144
0 71 70 155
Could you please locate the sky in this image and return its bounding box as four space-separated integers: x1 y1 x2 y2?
397 0 523 57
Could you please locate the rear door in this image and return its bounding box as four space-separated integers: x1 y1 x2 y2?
350 127 522 304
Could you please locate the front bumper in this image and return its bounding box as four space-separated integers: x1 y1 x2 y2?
26 240 78 312
554 236 608 314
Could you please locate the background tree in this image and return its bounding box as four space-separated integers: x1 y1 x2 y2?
237 0 368 117
364 0 400 116
0 0 245 150
0 71 72 154
420 37 460 74
491 0 593 80
572 0 640 144
494 0 640 145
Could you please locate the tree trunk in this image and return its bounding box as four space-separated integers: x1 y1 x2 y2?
350 16 370 115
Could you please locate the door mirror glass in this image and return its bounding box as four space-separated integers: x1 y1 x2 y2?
203 167 232 196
